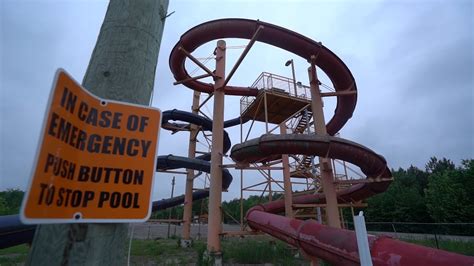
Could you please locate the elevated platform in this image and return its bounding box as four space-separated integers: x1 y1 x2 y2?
241 89 311 124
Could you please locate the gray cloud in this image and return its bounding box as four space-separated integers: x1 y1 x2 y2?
1 0 472 203
343 0 473 169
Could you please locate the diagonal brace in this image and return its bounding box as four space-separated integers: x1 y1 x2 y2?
179 46 217 78
221 25 265 89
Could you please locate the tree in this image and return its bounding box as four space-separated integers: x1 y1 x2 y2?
425 159 474 223
425 157 455 174
0 196 8 216
0 189 24 215
365 166 431 223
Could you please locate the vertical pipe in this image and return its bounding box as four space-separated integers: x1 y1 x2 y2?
240 169 244 231
167 176 176 238
240 118 244 230
343 160 349 180
264 92 269 132
307 66 341 228
182 91 201 245
291 61 297 96
267 170 272 201
288 60 297 97
280 124 293 218
340 208 345 229
207 40 226 256
147 224 151 240
317 207 322 223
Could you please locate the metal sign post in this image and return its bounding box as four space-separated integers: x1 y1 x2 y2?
354 211 373 266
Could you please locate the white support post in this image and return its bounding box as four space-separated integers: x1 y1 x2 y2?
354 211 373 266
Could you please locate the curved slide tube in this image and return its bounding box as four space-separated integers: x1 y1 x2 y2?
0 215 35 249
231 134 392 214
231 135 473 265
162 109 231 161
246 211 474 265
152 155 232 211
156 109 236 208
223 116 250 128
171 18 472 264
169 18 357 135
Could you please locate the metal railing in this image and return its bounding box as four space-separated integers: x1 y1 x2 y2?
344 222 474 237
240 72 312 115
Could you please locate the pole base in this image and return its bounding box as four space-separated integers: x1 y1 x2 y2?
180 239 192 248
203 250 223 266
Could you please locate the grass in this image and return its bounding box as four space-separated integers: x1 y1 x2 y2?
0 244 29 265
0 239 308 265
222 238 308 265
130 237 310 265
1 237 472 265
130 238 196 265
404 238 474 256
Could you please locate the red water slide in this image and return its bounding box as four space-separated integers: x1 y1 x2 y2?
230 135 473 265
169 18 474 265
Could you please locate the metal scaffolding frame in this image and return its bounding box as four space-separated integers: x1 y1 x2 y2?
236 71 368 231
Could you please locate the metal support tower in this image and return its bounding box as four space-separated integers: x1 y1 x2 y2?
207 40 226 261
308 62 341 228
181 91 201 246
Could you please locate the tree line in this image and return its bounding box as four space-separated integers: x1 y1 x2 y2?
364 157 473 224
151 158 473 230
1 157 473 234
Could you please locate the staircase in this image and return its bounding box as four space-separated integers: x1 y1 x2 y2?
293 109 313 134
290 155 319 178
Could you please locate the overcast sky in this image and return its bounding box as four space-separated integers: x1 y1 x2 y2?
1 0 472 203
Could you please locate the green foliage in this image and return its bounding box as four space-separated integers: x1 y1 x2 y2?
425 157 455 174
222 194 280 224
222 238 307 265
131 239 197 265
0 244 30 255
425 159 474 223
0 189 24 215
192 241 208 266
131 239 164 258
366 158 473 223
148 157 474 236
365 166 431 223
361 157 474 235
0 244 29 265
404 239 474 256
129 238 308 265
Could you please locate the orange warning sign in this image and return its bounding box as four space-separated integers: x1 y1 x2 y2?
20 69 161 223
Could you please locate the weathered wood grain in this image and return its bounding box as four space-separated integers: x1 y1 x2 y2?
26 1 169 265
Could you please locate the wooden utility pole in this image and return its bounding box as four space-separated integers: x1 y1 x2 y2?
26 1 168 265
